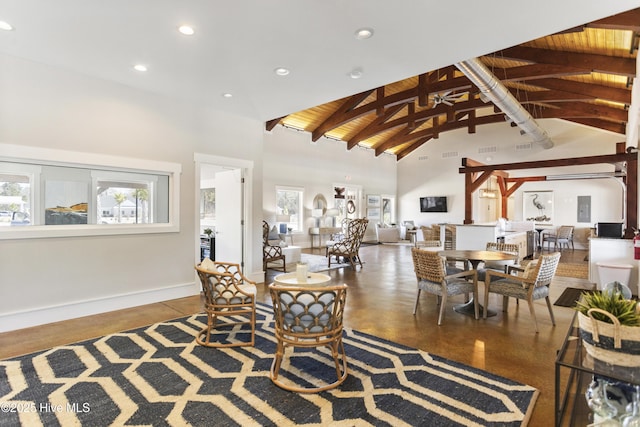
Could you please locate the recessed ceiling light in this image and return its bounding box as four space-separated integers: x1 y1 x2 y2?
178 25 195 36
274 67 290 76
349 67 364 79
354 27 374 40
222 93 233 98
133 64 148 72
0 21 14 31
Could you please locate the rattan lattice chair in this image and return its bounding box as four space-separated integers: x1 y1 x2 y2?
195 259 257 347
411 248 478 325
325 218 351 256
269 282 348 393
263 220 286 278
327 218 369 269
484 252 561 333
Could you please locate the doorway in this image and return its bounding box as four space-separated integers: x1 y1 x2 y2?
195 153 253 270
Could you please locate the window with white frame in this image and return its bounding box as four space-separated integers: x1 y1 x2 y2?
0 144 179 239
276 186 303 232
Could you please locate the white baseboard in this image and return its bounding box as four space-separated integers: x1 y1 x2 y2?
0 281 200 333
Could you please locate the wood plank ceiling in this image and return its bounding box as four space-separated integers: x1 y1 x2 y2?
266 8 640 161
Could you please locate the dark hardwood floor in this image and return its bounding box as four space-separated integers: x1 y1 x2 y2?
0 243 592 425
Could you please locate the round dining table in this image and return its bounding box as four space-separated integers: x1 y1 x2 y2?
438 249 518 318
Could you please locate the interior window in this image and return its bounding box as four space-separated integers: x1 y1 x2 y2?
0 145 179 239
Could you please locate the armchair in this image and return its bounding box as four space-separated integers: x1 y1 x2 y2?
327 218 369 269
484 252 561 333
263 220 286 278
325 218 351 256
269 282 348 393
411 248 478 325
195 259 257 347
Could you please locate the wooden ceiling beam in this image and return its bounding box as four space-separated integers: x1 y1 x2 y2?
349 88 598 147
265 117 285 131
346 103 408 149
531 101 628 122
459 152 637 174
377 114 505 153
395 136 433 160
514 89 593 103
349 99 487 144
563 117 626 134
311 72 477 141
310 89 374 141
491 63 590 81
528 78 631 104
499 46 636 77
588 8 640 32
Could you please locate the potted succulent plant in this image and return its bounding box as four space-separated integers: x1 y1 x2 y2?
575 288 640 367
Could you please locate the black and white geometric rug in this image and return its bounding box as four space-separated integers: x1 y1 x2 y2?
0 304 538 426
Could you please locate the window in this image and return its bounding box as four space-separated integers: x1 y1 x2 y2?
276 186 303 232
0 143 180 239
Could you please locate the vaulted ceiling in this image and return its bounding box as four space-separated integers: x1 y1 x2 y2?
267 8 640 161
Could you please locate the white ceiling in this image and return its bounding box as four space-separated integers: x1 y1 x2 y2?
2 1 640 123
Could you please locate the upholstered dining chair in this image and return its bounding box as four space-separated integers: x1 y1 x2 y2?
411 248 478 325
269 282 348 393
195 259 257 347
263 220 286 278
327 218 369 269
484 252 561 333
542 225 574 251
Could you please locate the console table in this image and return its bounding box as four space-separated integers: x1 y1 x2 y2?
309 227 342 249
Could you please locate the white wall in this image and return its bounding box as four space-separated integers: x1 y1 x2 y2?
0 54 265 331
397 119 628 249
263 126 397 245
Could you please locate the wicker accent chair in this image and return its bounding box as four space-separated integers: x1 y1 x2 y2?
444 224 456 250
419 225 438 241
411 248 479 325
263 220 286 278
484 252 561 333
415 239 443 250
327 218 369 269
325 218 351 256
195 259 257 347
269 282 348 393
542 226 574 251
476 242 520 282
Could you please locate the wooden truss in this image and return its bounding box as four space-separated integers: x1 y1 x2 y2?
459 143 638 237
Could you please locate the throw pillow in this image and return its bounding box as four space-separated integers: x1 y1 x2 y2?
268 225 279 241
522 260 539 279
200 257 216 271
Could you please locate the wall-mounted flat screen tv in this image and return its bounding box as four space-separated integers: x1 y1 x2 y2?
420 196 447 213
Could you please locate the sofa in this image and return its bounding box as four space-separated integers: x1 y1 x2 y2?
375 223 400 243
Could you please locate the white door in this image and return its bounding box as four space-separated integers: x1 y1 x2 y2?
214 168 244 265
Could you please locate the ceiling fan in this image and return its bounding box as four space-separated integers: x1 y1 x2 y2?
430 91 467 108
